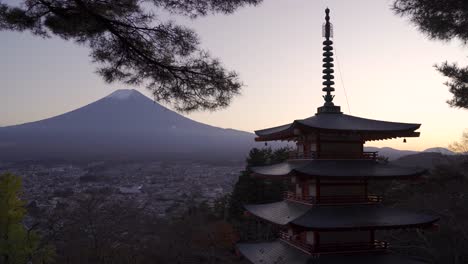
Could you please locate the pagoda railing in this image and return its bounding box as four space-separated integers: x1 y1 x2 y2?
284 192 382 205
288 151 378 160
279 231 388 254
362 151 378 160
283 191 314 204
317 240 388 254
279 231 314 253
317 194 383 205
288 151 317 160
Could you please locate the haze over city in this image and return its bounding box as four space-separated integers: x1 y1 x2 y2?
1 0 467 151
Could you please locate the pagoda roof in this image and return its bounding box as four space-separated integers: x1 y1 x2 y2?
255 113 420 141
237 240 428 264
291 205 439 230
244 201 311 225
244 201 439 230
251 160 426 179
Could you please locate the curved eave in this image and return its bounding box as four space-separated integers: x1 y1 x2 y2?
237 240 309 264
243 202 439 230
291 205 439 231
244 201 311 226
296 114 421 132
250 160 427 180
294 166 427 180
255 130 420 142
363 131 420 142
254 114 421 142
255 123 294 142
237 240 429 264
250 160 310 178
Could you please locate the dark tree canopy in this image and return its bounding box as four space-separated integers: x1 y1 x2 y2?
393 0 468 109
228 147 290 222
0 0 262 111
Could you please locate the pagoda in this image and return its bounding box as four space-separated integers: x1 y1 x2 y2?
237 8 439 264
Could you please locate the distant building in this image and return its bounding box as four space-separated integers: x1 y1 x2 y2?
119 185 142 194
237 8 439 264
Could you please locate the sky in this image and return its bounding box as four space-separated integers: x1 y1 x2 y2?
1 0 467 151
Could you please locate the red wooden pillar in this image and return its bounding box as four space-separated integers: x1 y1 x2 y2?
303 141 310 158
364 179 368 201
302 178 309 200
314 232 320 252
360 140 364 158
300 231 307 243
316 133 321 159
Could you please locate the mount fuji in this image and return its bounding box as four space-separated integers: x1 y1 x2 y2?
0 89 263 162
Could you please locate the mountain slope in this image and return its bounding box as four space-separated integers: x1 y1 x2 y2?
423 147 455 155
392 152 449 169
364 146 418 160
0 89 262 161
364 147 455 161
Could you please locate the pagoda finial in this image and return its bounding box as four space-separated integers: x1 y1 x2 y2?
317 8 341 114
323 8 333 39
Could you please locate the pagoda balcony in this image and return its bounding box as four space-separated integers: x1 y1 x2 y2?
362 151 378 160
288 151 317 159
283 191 315 204
278 231 314 253
279 231 388 255
317 194 383 205
287 151 379 160
317 240 388 254
283 191 382 205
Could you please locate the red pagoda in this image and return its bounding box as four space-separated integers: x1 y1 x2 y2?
237 8 439 264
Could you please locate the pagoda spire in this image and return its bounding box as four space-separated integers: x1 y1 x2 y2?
317 8 341 114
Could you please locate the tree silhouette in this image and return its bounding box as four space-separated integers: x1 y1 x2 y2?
0 173 54 264
393 0 468 109
0 0 262 111
227 147 290 242
449 130 468 170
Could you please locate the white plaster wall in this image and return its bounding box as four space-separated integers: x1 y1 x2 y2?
296 183 302 196
306 231 315 245
296 143 304 154
291 176 296 184
310 143 317 152
309 183 316 196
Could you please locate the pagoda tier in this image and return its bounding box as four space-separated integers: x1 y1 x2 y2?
245 201 438 230
251 160 425 179
255 113 421 142
238 241 428 264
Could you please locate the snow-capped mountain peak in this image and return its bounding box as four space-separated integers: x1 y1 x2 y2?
0 89 261 161
106 89 138 100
